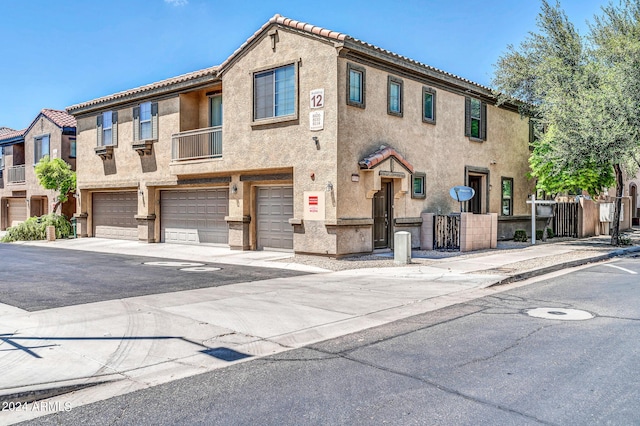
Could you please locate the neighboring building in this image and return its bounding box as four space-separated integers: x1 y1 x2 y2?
67 14 533 255
0 110 77 230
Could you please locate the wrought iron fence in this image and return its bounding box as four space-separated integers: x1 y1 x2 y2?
434 214 460 250
553 202 578 237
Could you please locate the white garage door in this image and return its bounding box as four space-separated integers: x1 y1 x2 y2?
256 186 293 250
160 189 229 244
7 198 27 228
92 192 138 240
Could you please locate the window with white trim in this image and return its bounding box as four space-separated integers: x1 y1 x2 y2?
97 111 117 146
133 102 158 141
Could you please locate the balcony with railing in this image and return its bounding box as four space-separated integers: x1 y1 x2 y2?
7 165 25 184
171 126 222 162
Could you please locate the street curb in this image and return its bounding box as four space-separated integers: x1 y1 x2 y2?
488 245 640 287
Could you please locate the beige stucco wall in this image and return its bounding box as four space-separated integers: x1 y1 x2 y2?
1 116 76 228
217 28 340 253
332 56 532 252
336 57 532 225
75 27 341 250
72 25 533 254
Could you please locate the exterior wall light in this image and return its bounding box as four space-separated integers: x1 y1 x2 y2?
231 183 238 194
325 182 333 192
312 136 319 149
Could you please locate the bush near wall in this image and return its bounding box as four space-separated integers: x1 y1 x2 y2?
1 213 72 242
536 227 555 241
514 229 528 242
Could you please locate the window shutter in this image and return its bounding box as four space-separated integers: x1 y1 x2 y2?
151 102 158 140
112 111 118 145
529 119 535 144
464 97 471 137
96 114 103 147
481 102 487 140
133 106 140 141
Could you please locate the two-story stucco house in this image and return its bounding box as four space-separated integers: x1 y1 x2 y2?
67 15 533 256
0 110 77 230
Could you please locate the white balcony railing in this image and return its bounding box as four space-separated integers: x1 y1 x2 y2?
171 126 222 161
7 165 25 183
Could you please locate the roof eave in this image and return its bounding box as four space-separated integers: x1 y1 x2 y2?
0 136 25 147
67 72 221 117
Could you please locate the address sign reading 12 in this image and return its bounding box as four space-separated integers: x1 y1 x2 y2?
310 89 324 109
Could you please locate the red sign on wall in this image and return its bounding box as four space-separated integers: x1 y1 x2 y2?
309 196 318 205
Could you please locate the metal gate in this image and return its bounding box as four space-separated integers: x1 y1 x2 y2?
434 214 460 250
553 202 578 237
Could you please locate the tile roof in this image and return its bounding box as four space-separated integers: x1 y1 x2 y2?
0 128 26 143
41 109 76 128
67 14 494 114
359 145 414 174
0 126 15 136
67 66 219 113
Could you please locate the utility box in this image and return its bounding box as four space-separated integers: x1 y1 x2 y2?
394 231 411 265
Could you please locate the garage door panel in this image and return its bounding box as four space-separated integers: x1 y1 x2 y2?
93 192 138 241
256 186 293 250
7 198 28 228
161 189 228 245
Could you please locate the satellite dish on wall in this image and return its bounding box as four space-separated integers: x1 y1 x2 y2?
449 185 475 212
449 186 475 202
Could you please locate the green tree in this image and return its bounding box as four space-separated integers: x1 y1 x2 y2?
493 0 640 245
34 156 76 214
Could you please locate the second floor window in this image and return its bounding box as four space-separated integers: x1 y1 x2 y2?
347 63 366 108
97 111 117 146
140 102 152 139
133 102 158 141
388 76 403 116
34 135 50 163
254 64 295 120
70 138 77 158
465 97 487 140
210 95 222 127
423 87 436 124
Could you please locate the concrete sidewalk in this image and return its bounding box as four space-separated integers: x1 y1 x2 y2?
1 235 639 424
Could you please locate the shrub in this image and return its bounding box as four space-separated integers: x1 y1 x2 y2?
536 229 544 240
618 234 632 246
1 213 72 242
513 229 528 242
546 227 555 239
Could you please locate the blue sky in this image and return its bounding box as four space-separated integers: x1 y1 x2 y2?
0 0 609 130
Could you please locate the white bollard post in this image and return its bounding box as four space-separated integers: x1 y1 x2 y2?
394 231 411 265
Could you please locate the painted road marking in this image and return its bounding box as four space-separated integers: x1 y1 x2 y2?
603 264 638 275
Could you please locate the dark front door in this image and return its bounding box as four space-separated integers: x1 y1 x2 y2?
373 182 392 248
468 176 482 214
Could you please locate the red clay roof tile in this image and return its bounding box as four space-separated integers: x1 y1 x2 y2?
67 14 491 113
41 109 76 128
359 145 414 173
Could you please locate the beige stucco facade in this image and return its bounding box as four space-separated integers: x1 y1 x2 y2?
68 15 533 255
1 111 76 230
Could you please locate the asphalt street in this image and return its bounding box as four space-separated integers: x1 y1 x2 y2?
0 244 310 311
22 256 640 425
